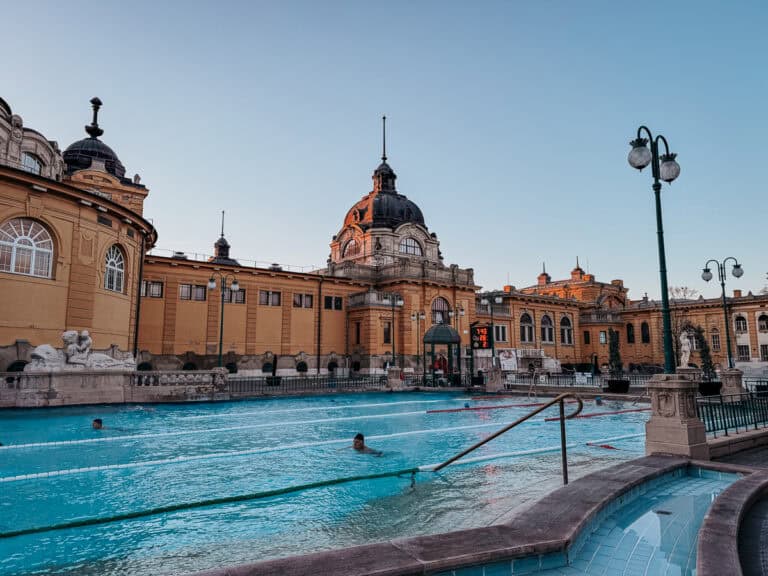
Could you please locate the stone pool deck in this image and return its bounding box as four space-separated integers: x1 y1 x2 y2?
192 455 751 576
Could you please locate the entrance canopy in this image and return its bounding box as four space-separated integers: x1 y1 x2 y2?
423 324 461 345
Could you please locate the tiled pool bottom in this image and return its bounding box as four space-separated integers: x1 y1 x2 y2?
435 468 737 576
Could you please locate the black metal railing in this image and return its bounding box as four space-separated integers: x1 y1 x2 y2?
502 373 653 389
743 379 768 394
696 392 768 437
227 374 387 395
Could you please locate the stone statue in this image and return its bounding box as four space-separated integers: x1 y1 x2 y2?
679 331 692 368
26 330 136 371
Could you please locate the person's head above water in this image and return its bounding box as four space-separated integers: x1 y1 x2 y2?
353 433 365 450
92 418 103 430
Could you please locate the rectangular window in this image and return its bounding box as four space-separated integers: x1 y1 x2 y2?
180 284 206 301
599 331 607 344
737 345 750 362
761 344 768 362
293 293 314 308
97 215 112 228
355 322 361 345
260 290 281 306
223 288 246 304
142 280 164 298
583 331 591 345
383 321 391 344
711 333 721 351
324 295 343 310
494 325 507 342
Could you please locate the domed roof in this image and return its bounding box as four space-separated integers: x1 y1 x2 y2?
423 324 461 344
63 97 126 178
343 158 426 232
64 137 126 178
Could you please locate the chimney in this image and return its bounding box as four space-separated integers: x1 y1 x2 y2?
503 285 515 293
733 289 742 298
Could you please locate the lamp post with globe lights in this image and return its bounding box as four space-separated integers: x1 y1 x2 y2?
628 126 681 373
702 258 744 369
207 272 240 368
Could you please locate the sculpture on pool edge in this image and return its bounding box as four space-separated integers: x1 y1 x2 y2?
25 330 136 371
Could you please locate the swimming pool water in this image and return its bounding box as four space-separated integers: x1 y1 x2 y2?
0 392 649 575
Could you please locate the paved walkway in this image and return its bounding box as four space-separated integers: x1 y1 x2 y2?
715 446 768 576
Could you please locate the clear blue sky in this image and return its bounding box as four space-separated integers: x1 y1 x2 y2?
4 0 766 299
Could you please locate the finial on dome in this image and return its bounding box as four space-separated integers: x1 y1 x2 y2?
542 262 547 274
85 97 104 139
220 210 225 237
382 115 387 162
576 256 580 269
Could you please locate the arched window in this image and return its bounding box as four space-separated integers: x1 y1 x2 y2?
341 238 359 258
399 237 423 256
641 322 651 344
560 316 573 345
520 313 534 343
431 296 450 324
0 218 54 278
626 323 635 344
758 314 768 332
21 152 42 175
104 245 125 292
541 315 554 343
735 315 748 333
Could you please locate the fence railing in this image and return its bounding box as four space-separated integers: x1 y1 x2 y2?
696 392 768 438
502 373 653 389
227 374 388 394
743 379 768 394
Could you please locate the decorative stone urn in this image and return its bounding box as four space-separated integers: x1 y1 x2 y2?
645 368 709 460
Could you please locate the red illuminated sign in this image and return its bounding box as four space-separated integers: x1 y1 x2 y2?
471 326 493 349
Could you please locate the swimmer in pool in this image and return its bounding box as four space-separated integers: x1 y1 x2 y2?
92 418 104 429
352 433 382 456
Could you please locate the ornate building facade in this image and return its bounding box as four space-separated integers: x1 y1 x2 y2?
1 96 766 377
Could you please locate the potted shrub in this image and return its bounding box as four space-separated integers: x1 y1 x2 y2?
606 328 630 393
694 326 721 396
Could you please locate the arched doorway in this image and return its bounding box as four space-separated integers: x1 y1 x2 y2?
423 324 462 384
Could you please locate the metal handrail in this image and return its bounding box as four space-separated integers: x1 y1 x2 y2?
431 392 584 484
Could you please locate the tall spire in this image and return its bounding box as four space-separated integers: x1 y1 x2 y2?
85 97 104 139
220 210 225 237
576 256 580 269
381 115 387 162
542 262 547 274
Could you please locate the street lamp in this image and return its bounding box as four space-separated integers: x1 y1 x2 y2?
628 126 681 373
382 293 404 368
207 272 240 368
410 311 426 373
702 257 743 369
449 305 465 375
480 295 503 362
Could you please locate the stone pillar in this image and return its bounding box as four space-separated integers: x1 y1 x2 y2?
485 367 504 393
645 370 709 460
387 367 403 390
720 368 744 397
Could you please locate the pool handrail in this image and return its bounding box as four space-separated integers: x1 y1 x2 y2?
431 392 584 484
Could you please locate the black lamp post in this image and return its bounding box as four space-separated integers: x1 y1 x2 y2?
207 272 240 368
702 258 744 369
383 293 404 368
480 295 503 363
628 126 681 374
449 305 465 375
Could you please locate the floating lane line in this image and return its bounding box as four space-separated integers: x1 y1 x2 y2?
0 410 428 451
0 420 532 482
543 408 650 422
181 399 449 420
427 400 581 414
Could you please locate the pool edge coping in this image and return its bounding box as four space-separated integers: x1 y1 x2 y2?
189 454 750 576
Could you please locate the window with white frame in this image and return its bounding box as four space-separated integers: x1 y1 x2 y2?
399 237 423 256
599 331 607 345
737 345 750 362
0 218 54 278
520 313 534 343
759 314 768 332
293 293 314 308
711 328 721 351
560 317 573 345
735 316 748 333
104 245 125 292
21 152 42 175
541 315 554 343
259 290 281 306
494 325 507 343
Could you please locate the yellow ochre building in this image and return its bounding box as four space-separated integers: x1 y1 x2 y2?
1 97 767 377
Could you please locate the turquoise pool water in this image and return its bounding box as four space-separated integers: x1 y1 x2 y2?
0 392 649 575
